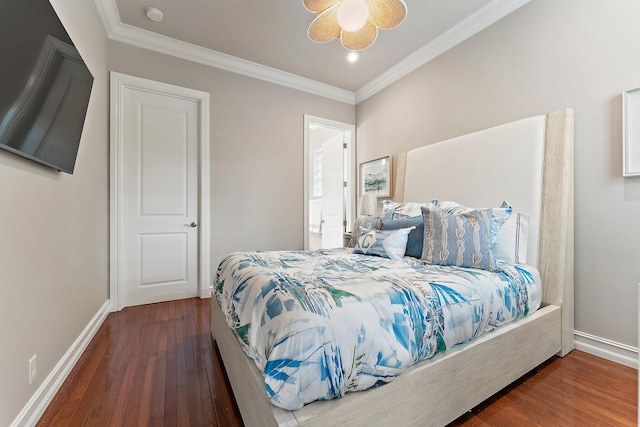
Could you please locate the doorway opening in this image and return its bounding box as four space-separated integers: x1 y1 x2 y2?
303 115 355 250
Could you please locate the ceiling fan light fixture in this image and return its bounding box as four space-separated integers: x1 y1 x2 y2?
337 0 369 32
304 0 406 51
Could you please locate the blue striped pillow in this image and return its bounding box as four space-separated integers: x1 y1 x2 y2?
421 206 496 271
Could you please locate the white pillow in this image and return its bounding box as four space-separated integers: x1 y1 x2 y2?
381 200 437 219
354 226 415 260
493 212 529 264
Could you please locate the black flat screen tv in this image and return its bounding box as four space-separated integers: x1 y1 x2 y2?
0 0 94 174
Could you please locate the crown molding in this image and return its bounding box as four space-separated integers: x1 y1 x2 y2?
354 0 531 103
95 0 528 106
93 0 356 105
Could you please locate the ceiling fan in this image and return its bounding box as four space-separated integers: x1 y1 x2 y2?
304 0 408 51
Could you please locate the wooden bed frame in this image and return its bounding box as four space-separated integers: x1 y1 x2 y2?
211 109 574 427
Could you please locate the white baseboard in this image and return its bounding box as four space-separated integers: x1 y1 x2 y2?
10 300 111 427
574 330 638 369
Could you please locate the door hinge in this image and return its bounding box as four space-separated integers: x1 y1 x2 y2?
343 220 347 226
343 181 347 188
343 142 347 149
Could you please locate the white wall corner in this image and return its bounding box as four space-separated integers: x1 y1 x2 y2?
10 300 110 427
574 330 638 370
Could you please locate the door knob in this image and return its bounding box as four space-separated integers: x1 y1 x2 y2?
187 222 197 228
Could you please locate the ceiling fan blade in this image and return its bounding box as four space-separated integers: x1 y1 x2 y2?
367 0 407 30
340 21 378 50
308 5 341 42
304 0 340 13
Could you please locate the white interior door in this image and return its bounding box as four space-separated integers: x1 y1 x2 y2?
321 136 345 248
118 81 200 308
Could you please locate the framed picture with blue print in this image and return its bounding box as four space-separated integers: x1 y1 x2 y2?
360 155 392 198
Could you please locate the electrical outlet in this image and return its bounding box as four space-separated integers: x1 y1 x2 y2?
28 354 37 386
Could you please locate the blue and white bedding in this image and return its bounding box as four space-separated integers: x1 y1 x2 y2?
214 248 542 411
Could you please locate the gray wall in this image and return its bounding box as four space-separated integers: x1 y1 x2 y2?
3 2 354 424
108 41 355 268
357 0 640 348
0 0 109 424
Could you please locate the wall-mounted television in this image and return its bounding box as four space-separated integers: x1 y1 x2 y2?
0 0 94 174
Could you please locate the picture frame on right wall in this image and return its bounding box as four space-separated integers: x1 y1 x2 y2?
623 87 640 176
360 155 392 198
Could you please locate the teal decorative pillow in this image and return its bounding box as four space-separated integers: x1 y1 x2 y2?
421 206 496 271
354 227 415 260
380 216 424 258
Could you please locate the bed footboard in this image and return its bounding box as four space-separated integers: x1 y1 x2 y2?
212 296 561 427
211 297 294 427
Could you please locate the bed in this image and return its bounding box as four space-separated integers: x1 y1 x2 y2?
210 108 574 427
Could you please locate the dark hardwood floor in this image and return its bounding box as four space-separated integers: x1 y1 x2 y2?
39 298 637 426
38 298 242 427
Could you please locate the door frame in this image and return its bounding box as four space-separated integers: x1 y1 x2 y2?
109 72 211 312
303 115 356 250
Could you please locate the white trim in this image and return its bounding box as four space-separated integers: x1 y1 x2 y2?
574 330 638 369
94 0 528 106
93 0 354 105
303 115 356 250
354 0 531 103
198 90 212 299
10 300 110 427
109 72 211 311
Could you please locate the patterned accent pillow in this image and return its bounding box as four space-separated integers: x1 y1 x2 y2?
381 199 438 220
349 215 381 248
421 206 496 271
438 200 528 264
437 200 512 244
354 227 415 260
380 216 424 258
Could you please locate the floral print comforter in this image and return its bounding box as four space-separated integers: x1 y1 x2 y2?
214 248 541 411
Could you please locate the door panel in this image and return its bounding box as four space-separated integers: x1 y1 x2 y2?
121 88 199 307
140 107 189 216
139 232 187 286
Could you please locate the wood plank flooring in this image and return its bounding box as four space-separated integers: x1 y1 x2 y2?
38 298 242 427
39 298 637 426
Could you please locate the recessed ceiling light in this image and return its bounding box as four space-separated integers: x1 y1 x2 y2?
346 52 359 63
145 6 163 22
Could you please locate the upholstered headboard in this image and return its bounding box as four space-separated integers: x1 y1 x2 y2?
400 115 546 267
396 109 574 355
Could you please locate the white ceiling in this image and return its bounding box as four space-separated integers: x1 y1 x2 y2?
98 0 529 103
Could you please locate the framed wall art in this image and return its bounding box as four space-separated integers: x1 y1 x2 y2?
360 155 392 198
623 87 640 176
